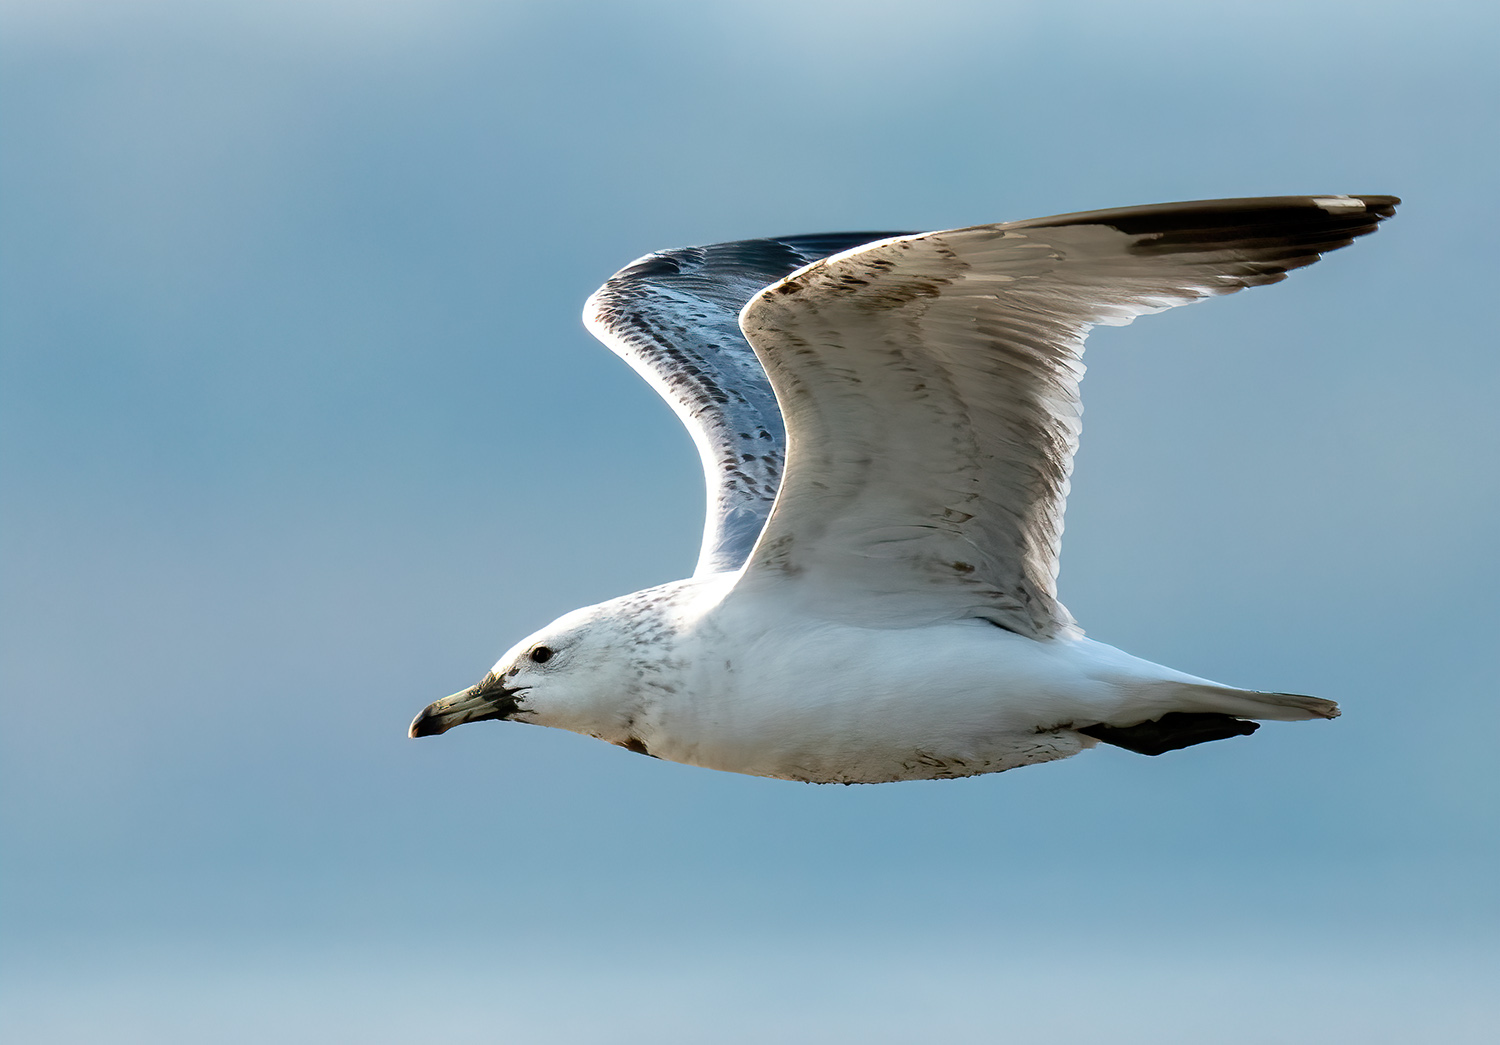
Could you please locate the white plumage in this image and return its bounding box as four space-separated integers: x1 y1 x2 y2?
410 195 1397 783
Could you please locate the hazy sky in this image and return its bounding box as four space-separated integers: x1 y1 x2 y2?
4 1 1498 1041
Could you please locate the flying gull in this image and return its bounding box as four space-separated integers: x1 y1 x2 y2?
410 195 1398 783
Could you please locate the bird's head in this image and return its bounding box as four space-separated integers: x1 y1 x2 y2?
407 582 702 743
407 602 629 739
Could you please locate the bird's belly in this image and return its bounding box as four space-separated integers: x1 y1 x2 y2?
645 622 1131 784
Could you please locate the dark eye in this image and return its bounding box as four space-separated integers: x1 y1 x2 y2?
529 646 553 664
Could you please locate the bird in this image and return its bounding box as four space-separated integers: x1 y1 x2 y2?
409 195 1398 784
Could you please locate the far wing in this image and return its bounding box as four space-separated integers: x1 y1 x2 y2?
737 196 1398 637
584 232 910 575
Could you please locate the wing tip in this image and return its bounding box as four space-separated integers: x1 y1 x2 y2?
1006 194 1401 237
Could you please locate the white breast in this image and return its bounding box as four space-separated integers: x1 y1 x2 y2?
642 601 1150 783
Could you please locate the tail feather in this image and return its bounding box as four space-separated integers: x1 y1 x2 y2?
1180 685 1340 721
1077 684 1339 757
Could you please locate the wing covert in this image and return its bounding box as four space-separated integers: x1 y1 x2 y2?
585 232 911 575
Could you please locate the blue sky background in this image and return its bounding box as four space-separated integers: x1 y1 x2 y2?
3 1 1497 1041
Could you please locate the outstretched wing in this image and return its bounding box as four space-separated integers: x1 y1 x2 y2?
585 232 911 575
737 195 1399 638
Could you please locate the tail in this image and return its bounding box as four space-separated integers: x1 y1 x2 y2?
1078 684 1339 757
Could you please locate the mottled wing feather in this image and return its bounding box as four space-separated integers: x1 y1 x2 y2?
584 232 912 575
737 195 1399 637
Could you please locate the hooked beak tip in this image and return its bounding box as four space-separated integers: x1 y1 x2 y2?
408 707 451 739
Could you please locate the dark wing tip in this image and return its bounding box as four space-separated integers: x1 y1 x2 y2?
998 195 1399 284
1006 195 1399 235
1079 712 1261 756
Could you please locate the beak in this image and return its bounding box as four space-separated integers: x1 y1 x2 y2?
408 675 524 738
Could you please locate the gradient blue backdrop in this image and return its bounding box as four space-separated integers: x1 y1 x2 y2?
4 1 1497 1041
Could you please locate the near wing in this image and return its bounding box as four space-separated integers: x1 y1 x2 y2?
737 195 1399 638
585 232 911 575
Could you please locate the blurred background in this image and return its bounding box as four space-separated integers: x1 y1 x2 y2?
3 1 1497 1041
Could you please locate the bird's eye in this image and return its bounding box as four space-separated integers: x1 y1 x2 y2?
529 646 554 664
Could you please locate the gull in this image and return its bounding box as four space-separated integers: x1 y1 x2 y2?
410 195 1398 783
